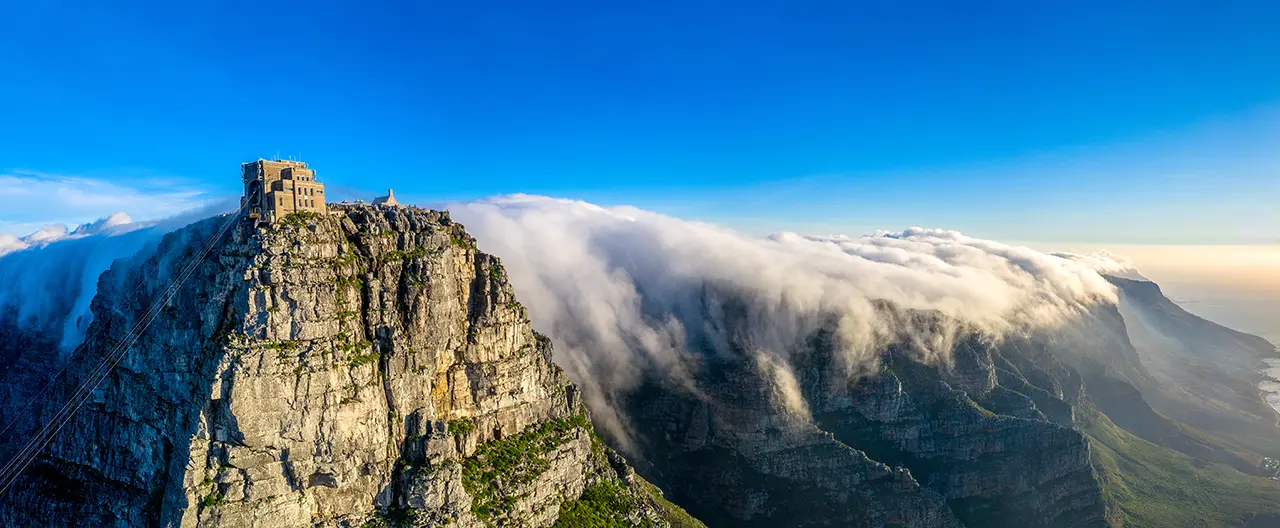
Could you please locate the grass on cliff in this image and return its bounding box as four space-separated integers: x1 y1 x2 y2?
461 414 591 521
554 481 653 528
633 479 706 528
448 418 476 437
280 210 322 228
1085 410 1280 527
552 478 706 528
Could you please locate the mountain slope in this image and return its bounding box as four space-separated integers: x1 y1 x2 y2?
0 205 700 528
601 282 1280 528
3 202 1279 527
1110 276 1280 457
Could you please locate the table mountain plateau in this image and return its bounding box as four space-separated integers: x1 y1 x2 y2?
1 204 1278 528
0 205 700 528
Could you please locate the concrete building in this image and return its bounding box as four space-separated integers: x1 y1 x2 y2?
372 188 399 207
241 159 327 224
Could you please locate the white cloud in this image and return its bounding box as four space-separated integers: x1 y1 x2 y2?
1 182 1140 451
447 195 1120 446
0 171 216 236
1052 250 1148 281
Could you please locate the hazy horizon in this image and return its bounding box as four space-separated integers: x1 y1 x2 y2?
1031 243 1280 345
5 201 1276 348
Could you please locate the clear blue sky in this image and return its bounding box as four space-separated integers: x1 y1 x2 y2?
2 1 1278 243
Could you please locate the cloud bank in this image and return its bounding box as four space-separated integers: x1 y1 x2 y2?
0 171 214 237
2 192 1124 447
0 202 234 354
1052 250 1148 281
446 195 1119 444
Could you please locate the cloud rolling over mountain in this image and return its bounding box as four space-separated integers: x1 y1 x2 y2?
446 195 1120 444
0 202 234 353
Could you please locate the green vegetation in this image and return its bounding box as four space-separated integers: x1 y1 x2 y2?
281 211 321 228
967 399 997 419
553 482 653 528
262 340 299 351
552 478 706 528
448 418 476 437
334 276 365 289
516 344 533 358
461 414 591 521
333 247 360 267
336 332 374 354
360 506 418 528
488 262 506 282
348 351 380 368
199 487 226 509
450 234 472 250
634 479 705 528
1084 410 1280 527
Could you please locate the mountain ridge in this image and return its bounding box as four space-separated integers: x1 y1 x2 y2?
1 205 1279 527
0 205 701 528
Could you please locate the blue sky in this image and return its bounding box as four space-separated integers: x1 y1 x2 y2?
1 1 1278 243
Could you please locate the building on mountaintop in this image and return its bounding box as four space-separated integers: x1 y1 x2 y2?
241 159 327 224
373 188 399 207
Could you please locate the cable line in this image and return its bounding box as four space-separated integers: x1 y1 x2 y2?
0 193 254 497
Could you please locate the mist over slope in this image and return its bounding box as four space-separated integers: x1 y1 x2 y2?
4 195 1278 526
0 194 1180 441
445 195 1123 444
0 204 230 354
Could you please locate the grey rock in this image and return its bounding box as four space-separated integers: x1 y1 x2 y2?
0 205 695 528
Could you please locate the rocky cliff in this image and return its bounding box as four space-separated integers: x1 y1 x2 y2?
612 283 1280 528
0 205 700 528
622 307 1108 528
5 202 1280 528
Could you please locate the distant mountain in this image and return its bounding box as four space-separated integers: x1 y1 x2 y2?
607 275 1280 527
1104 276 1280 473
1 204 1278 527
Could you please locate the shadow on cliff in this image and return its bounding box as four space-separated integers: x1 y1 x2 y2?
0 216 245 527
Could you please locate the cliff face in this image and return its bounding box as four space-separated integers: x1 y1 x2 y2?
817 336 1105 528
0 205 698 528
1109 277 1280 456
620 303 1109 528
6 202 1277 528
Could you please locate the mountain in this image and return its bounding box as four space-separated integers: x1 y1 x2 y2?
2 202 1279 528
0 205 701 528
605 278 1280 528
1109 276 1279 453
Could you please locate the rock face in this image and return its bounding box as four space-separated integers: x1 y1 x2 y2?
621 303 1109 528
0 205 699 528
1109 277 1280 455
